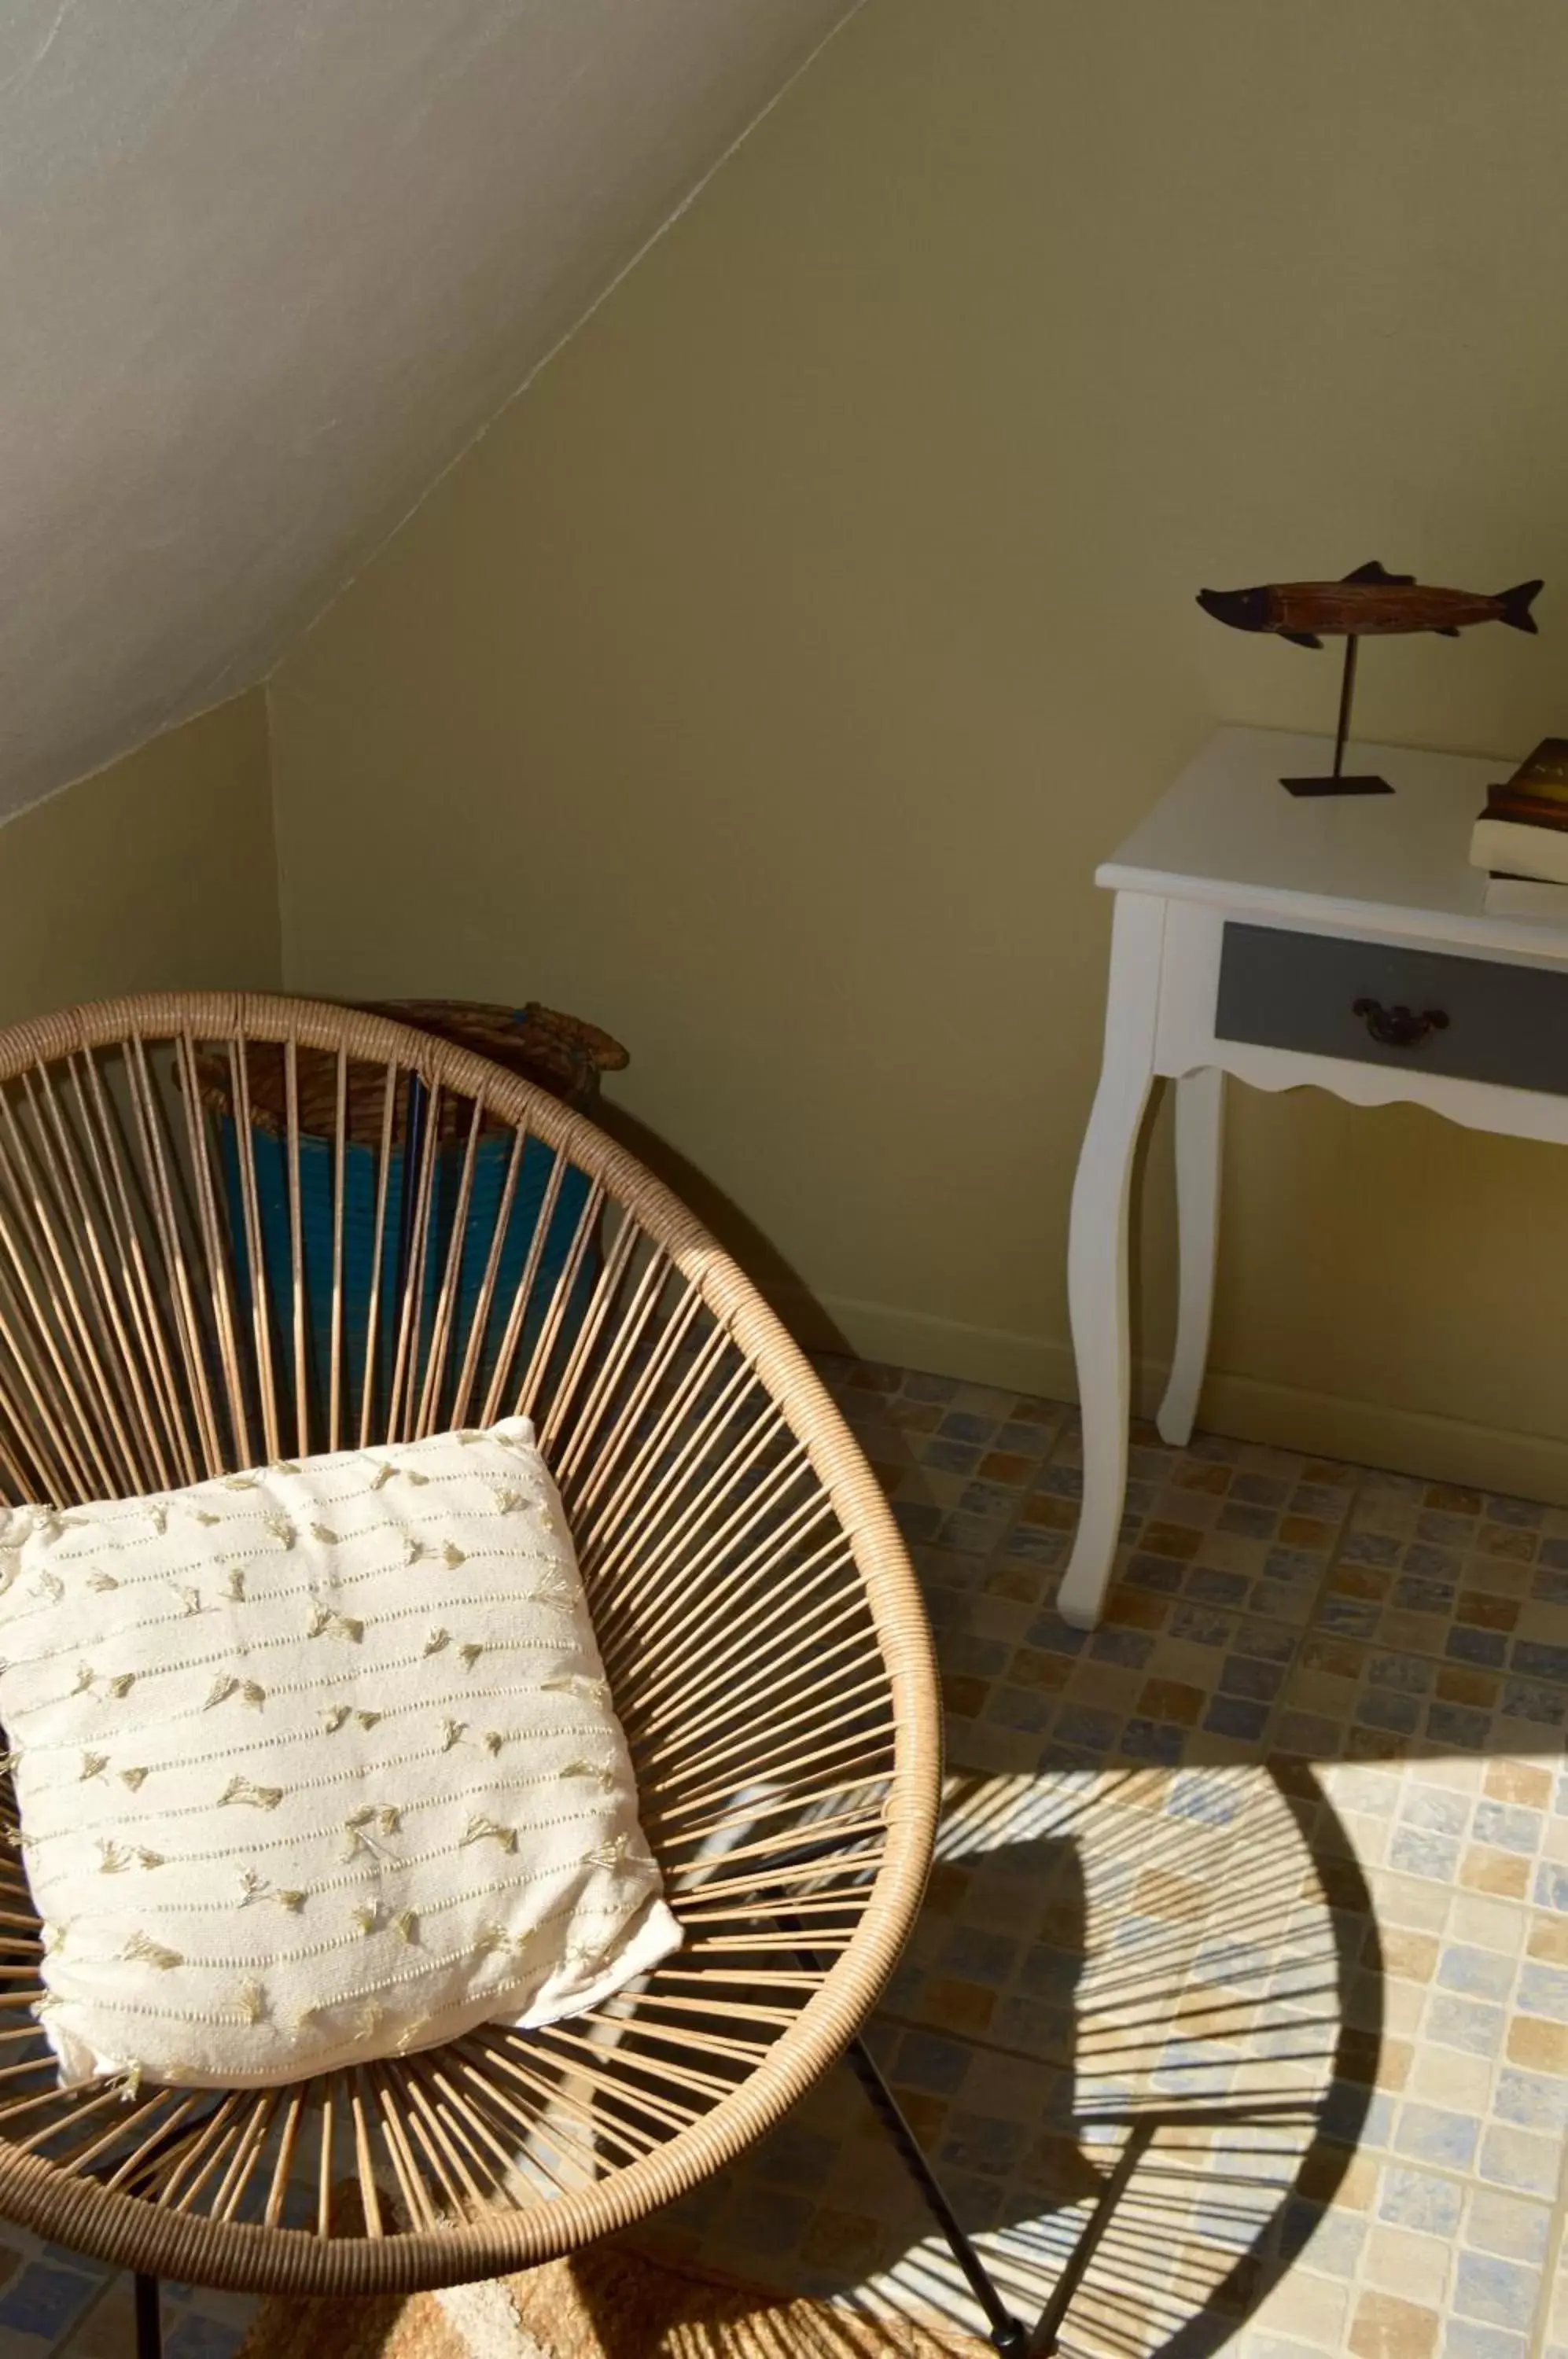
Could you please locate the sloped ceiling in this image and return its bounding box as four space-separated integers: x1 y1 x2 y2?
0 0 853 818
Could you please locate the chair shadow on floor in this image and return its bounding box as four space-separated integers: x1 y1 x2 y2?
232 1745 1375 2359
617 1754 1378 2359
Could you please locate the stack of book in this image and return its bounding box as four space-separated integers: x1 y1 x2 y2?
1470 739 1568 916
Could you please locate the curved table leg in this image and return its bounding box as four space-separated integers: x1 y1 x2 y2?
1058 894 1163 1631
1157 1065 1224 1447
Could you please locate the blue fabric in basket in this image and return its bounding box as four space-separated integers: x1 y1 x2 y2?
219 1115 593 1427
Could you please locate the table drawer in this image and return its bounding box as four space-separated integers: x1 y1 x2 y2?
1214 923 1568 1095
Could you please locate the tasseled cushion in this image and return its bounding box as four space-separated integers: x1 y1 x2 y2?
0 1417 679 2089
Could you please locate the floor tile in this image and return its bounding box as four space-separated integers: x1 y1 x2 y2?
13 1355 1568 2359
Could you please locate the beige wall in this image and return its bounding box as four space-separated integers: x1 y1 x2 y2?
0 692 281 1024
269 0 1568 1499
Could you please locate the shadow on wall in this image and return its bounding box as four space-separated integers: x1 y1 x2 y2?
593 1097 859 1360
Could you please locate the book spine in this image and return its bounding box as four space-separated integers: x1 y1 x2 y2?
1483 791 1568 832
1507 782 1568 807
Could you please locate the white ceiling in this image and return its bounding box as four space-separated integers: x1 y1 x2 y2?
0 0 853 816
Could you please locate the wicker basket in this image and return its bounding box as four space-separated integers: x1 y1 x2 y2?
192 1000 627 1426
194 1000 628 1146
357 1000 628 1117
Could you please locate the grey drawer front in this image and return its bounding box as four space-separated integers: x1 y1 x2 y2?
1215 923 1568 1095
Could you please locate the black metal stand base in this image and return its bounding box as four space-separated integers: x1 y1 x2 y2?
1280 772 1391 797
1279 634 1393 797
134 2272 162 2359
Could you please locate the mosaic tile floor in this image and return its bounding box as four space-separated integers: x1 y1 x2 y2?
13 1356 1568 2357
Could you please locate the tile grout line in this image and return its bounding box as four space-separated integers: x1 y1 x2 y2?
1224 1447 1568 2359
1255 1446 1369 1765
1533 2077 1568 2359
1069 1420 1375 2348
991 1396 1077 1586
1090 1444 1430 2359
1256 1456 1544 2359
819 1364 1568 2356
1131 1459 1371 2336
906 1388 1226 2341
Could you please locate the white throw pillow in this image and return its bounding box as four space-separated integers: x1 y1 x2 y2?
0 1418 679 2090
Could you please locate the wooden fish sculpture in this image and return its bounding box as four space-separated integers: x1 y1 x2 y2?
1197 561 1542 648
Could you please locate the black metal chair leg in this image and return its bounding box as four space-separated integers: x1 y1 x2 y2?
134 2272 162 2359
845 2036 1029 2355
1026 2120 1152 2357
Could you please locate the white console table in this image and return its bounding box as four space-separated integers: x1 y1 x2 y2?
1059 723 1568 1629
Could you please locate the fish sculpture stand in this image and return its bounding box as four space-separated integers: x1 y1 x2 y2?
1196 562 1544 796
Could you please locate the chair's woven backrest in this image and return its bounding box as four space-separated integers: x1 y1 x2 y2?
0 994 939 2294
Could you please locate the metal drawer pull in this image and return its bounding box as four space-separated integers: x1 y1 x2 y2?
1352 997 1450 1050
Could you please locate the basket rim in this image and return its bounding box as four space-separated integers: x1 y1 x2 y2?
0 990 943 2295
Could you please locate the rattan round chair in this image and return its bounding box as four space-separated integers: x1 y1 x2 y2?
0 994 968 2348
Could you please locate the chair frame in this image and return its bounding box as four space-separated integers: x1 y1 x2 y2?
0 992 1054 2354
